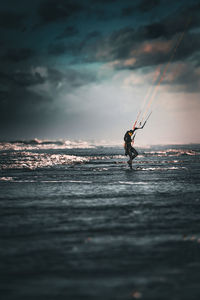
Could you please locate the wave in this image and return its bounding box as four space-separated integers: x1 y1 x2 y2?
0 177 93 183
135 166 188 171
0 139 96 151
0 152 89 170
0 177 14 181
143 149 199 157
0 140 199 155
0 152 126 170
0 142 199 170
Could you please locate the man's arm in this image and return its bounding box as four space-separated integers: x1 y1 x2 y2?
131 133 136 144
133 125 143 133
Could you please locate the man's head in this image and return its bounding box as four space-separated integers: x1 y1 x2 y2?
128 130 133 136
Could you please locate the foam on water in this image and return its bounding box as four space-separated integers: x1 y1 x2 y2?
137 166 188 171
145 149 198 156
0 151 89 170
0 141 199 171
0 176 14 181
118 181 148 185
0 151 126 170
0 139 95 151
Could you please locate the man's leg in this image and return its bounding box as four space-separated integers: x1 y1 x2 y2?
127 148 133 168
124 144 128 156
131 147 138 160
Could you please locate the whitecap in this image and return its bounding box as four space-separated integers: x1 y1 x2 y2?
0 140 95 151
0 177 13 181
118 181 148 185
0 153 89 170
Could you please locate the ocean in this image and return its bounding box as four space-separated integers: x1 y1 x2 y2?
0 140 200 300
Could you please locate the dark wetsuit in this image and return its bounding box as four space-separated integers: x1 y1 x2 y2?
124 129 138 165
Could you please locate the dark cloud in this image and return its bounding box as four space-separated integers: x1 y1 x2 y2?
55 28 135 62
137 2 200 39
0 70 52 131
0 66 96 92
89 0 117 3
161 3 200 36
0 0 199 140
65 68 96 87
48 41 83 57
86 31 102 40
121 6 135 17
0 71 46 92
114 32 200 70
172 33 200 61
47 67 97 88
0 65 97 137
0 86 54 137
13 72 46 87
38 0 84 24
2 48 35 63
74 1 200 69
89 7 116 21
162 62 200 92
45 1 200 71
80 27 142 63
49 30 102 57
137 0 160 12
47 68 64 83
0 11 26 30
49 39 87 56
56 26 79 39
48 43 67 56
141 23 168 39
60 6 200 63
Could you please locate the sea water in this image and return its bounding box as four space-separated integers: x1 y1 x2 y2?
0 140 200 300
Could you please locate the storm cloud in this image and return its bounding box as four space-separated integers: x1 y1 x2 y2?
56 26 79 40
137 0 161 12
71 1 200 75
38 0 84 24
0 11 26 30
0 65 97 138
2 48 35 63
0 0 199 141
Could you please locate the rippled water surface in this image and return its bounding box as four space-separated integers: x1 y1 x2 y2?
1 141 200 300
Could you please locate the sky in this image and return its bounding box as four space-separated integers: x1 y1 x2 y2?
0 0 200 144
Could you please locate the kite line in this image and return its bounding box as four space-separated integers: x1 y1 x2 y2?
132 16 191 130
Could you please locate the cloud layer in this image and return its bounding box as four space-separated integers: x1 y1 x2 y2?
0 0 199 141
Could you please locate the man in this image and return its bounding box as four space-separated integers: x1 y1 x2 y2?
124 126 142 169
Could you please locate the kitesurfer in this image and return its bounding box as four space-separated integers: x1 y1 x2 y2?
124 127 141 169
